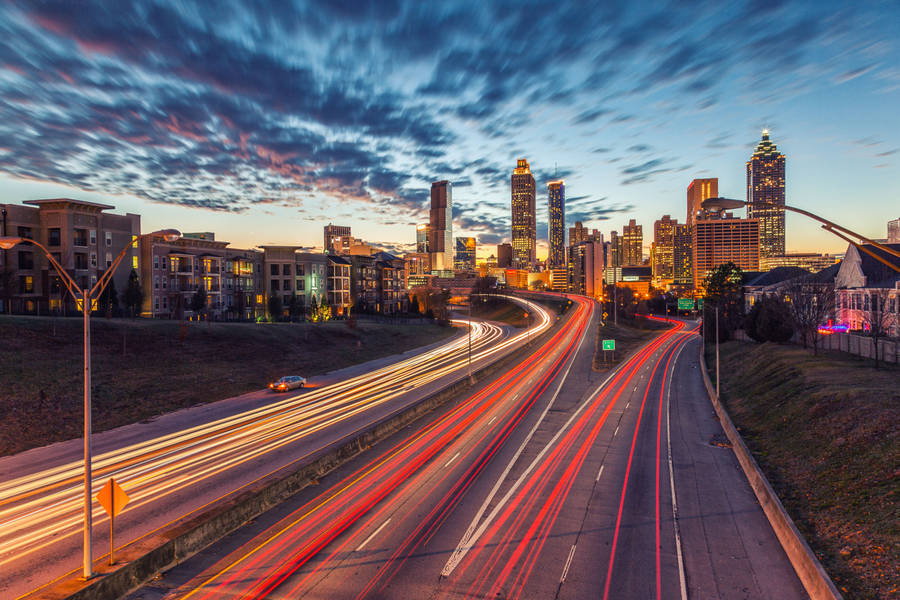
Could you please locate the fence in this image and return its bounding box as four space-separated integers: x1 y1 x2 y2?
734 329 899 365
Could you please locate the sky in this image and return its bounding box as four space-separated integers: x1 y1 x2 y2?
1 0 898 260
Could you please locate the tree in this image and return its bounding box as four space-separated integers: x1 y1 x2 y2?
472 276 497 295
98 275 119 318
408 294 420 315
861 288 896 369
0 263 14 314
190 285 208 319
288 293 303 322
783 277 835 355
233 291 245 321
703 262 744 342
308 295 319 322
122 269 143 318
746 294 793 343
267 294 283 322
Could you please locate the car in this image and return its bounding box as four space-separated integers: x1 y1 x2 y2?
268 375 307 392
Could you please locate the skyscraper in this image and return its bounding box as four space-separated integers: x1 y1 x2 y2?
324 224 352 254
887 217 899 243
687 178 718 226
693 212 759 291
511 159 536 269
454 236 476 271
622 219 643 266
416 223 429 253
746 130 786 259
429 180 453 272
652 215 676 283
673 223 693 287
547 180 565 269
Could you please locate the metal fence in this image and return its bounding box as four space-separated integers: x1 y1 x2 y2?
734 329 900 364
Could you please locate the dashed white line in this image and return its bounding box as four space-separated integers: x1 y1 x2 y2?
560 544 577 582
444 452 460 468
355 518 391 552
625 401 630 409
595 465 605 482
614 426 619 437
488 416 497 425
667 341 689 600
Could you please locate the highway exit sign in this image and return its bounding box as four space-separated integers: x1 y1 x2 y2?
677 298 694 310
602 339 615 351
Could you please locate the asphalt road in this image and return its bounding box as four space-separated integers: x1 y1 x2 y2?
130 310 806 600
1 301 551 599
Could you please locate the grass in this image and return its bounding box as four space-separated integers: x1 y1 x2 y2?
711 341 900 599
0 315 456 457
593 315 673 371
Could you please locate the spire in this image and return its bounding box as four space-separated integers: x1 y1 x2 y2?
751 129 781 159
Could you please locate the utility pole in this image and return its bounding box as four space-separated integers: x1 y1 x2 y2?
715 304 720 399
467 299 473 382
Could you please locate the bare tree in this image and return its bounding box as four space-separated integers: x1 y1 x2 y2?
861 288 897 369
783 277 835 355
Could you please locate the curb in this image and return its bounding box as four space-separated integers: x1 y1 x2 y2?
697 342 842 600
31 305 561 600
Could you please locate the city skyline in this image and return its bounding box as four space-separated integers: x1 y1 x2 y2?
0 2 898 259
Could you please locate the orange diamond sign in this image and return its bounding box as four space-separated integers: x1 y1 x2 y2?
96 478 130 518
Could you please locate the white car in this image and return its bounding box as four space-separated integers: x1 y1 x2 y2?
268 375 307 392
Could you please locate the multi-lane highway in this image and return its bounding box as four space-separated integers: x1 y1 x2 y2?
0 297 551 599
134 303 807 599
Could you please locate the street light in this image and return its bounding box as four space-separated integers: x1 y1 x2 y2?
0 228 179 579
700 197 900 273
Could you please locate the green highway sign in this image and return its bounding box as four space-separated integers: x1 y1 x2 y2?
602 339 615 351
698 298 704 309
677 298 695 310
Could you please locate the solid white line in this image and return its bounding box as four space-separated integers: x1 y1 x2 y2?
444 452 460 468
488 416 497 425
595 464 604 482
560 544 577 582
667 340 689 600
441 304 599 577
355 518 391 552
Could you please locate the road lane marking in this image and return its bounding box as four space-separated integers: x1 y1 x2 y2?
625 402 630 409
560 544 577 582
666 340 689 600
441 303 598 577
595 465 604 482
614 426 619 437
444 452 460 468
488 417 497 425
355 518 392 552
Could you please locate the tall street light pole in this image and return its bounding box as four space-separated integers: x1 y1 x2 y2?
0 228 180 579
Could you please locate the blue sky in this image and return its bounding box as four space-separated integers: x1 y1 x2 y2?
1 1 898 258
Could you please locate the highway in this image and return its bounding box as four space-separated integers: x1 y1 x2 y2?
134 306 807 599
0 296 550 599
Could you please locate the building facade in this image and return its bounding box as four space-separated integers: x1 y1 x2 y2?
760 253 841 273
693 212 760 292
622 219 643 266
0 199 140 315
746 130 786 259
888 218 899 244
652 215 676 285
547 180 565 269
673 223 693 287
568 240 605 298
454 236 476 271
511 158 536 269
416 223 430 253
687 178 718 226
496 243 513 269
428 181 453 273
327 255 352 316
224 247 264 320
324 224 352 254
834 243 900 336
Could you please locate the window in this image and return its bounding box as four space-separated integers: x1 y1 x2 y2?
283 264 291 276
296 279 305 291
154 255 159 269
90 253 97 268
271 279 280 291
132 255 138 269
73 229 88 246
17 226 33 239
297 264 305 276
269 264 278 276
163 297 168 309
19 275 33 293
106 253 112 268
154 276 159 289
48 228 61 246
17 251 33 270
106 232 112 246
256 294 264 305
90 230 97 246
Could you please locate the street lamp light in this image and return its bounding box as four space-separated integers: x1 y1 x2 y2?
0 228 179 579
700 197 900 273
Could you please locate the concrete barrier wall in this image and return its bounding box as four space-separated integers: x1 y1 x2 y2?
37 314 560 600
697 342 842 600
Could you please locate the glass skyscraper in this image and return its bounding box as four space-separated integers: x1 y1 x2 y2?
511 159 536 269
547 180 565 269
746 130 786 259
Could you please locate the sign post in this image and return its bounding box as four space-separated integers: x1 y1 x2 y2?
602 339 615 363
96 478 130 566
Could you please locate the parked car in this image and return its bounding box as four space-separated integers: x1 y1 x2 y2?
268 375 307 392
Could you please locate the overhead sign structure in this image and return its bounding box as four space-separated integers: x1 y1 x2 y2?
96 478 130 565
677 298 695 310
602 339 615 351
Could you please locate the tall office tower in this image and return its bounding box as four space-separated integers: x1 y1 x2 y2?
687 178 718 226
416 224 430 253
746 130 786 259
429 180 453 272
608 230 621 267
888 217 899 243
454 236 476 271
511 158 536 269
569 221 587 245
652 215 676 283
692 212 759 291
497 243 513 268
673 223 693 286
547 180 566 269
622 219 643 266
324 224 352 254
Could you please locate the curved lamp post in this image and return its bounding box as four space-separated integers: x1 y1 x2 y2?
0 228 179 578
700 197 900 274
